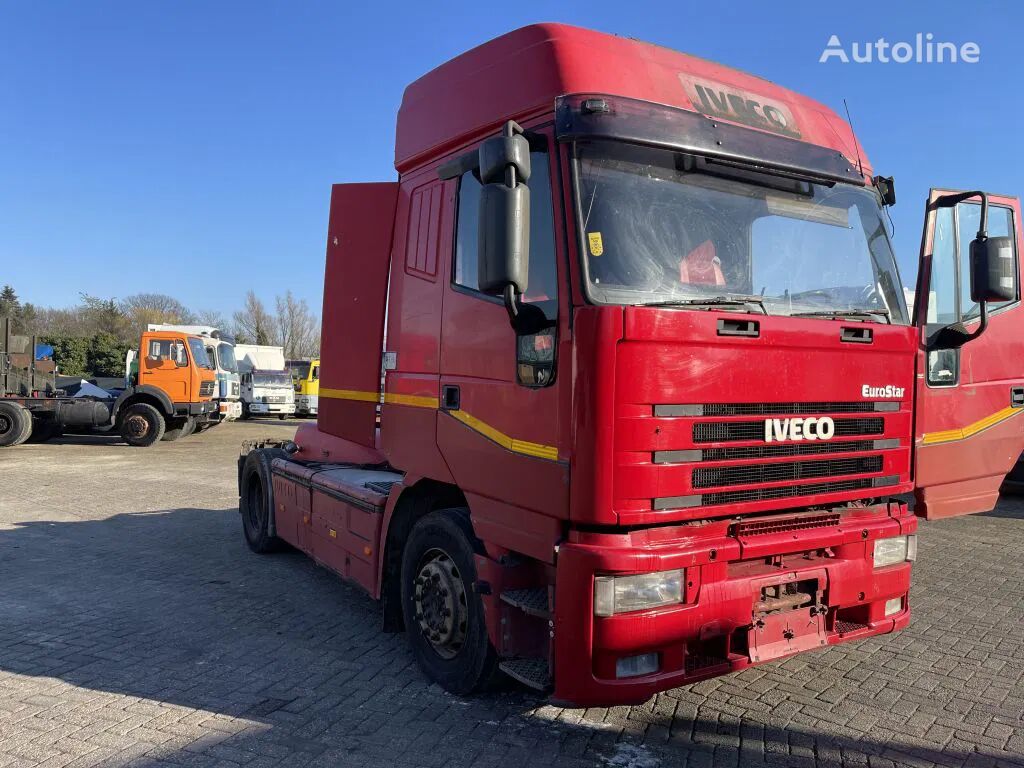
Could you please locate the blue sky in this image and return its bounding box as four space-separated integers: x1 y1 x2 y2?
1 1 1021 317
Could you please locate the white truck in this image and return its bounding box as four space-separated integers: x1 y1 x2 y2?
234 344 295 420
146 324 242 421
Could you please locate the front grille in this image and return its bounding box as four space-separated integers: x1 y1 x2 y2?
700 478 874 507
701 440 877 462
199 381 215 397
700 402 879 416
231 382 240 397
693 456 883 489
267 396 287 404
693 417 884 443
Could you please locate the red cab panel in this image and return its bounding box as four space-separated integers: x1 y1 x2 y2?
913 190 1024 518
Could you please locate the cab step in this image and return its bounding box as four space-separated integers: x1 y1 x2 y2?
499 587 551 618
499 657 551 691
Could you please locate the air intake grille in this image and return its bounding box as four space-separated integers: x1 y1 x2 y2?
693 417 884 443
701 402 878 416
693 456 883 489
199 380 215 397
731 513 841 537
701 440 876 462
700 478 873 507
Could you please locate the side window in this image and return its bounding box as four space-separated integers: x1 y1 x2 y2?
926 203 1019 387
958 202 1017 319
453 145 559 387
172 341 188 367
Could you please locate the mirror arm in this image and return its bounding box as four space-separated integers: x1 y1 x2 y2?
503 284 520 321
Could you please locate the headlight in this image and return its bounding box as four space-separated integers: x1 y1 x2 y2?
873 535 917 568
594 569 684 617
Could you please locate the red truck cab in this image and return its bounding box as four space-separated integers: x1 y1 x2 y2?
238 24 1024 706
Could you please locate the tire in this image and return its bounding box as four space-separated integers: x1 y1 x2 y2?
194 421 211 433
27 418 63 443
119 402 166 447
239 447 288 553
181 417 197 437
241 403 251 420
400 509 498 695
162 416 194 441
0 402 32 447
278 414 286 421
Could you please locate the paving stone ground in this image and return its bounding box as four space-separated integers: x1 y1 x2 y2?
0 421 1022 768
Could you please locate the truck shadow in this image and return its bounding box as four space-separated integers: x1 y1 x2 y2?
0 508 1012 767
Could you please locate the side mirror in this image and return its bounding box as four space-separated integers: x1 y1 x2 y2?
873 175 896 207
477 123 531 313
970 235 1016 303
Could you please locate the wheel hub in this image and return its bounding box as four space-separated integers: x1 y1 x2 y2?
0 414 11 435
125 414 149 438
413 548 468 659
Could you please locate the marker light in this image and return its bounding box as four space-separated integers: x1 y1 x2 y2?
873 535 917 569
594 569 684 617
884 597 903 617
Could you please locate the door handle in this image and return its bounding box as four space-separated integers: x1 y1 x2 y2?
1011 387 1024 408
441 385 461 411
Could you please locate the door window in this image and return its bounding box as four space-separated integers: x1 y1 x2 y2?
453 143 559 387
925 201 1019 386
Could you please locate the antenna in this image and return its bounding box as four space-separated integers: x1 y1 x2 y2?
842 98 864 177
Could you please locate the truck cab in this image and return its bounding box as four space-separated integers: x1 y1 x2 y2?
146 324 243 422
238 24 1024 707
287 358 319 416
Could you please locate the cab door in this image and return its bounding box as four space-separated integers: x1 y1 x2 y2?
913 189 1024 518
140 336 190 402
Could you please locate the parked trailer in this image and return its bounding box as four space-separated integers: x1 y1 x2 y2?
237 25 1024 706
1 317 218 447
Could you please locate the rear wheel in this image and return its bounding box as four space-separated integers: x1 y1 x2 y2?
400 509 498 694
162 416 195 441
119 403 165 447
239 448 288 553
0 402 32 447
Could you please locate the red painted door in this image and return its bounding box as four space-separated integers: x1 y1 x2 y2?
436 128 571 544
913 189 1024 519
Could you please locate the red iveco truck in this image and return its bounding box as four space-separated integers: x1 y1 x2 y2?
238 24 1024 706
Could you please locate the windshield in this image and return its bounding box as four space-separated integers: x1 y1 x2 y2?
573 141 907 323
219 343 238 373
288 361 311 380
253 373 292 387
188 338 213 369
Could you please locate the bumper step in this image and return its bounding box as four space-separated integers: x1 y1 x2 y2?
499 588 550 618
499 658 551 691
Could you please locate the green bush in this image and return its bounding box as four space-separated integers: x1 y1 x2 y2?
88 333 130 378
40 335 89 378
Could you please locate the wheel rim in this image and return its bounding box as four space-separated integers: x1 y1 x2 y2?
413 548 468 659
125 413 150 439
246 479 264 534
0 414 12 436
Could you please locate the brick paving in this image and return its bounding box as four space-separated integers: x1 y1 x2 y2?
0 421 1022 768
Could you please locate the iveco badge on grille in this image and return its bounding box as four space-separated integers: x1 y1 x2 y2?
764 417 836 443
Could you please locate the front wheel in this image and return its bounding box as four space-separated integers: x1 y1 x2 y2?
119 403 166 447
400 509 498 694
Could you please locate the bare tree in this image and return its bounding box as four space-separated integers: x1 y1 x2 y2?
194 308 228 330
120 293 194 339
232 290 277 346
275 290 319 359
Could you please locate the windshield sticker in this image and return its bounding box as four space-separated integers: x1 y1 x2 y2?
588 232 604 256
678 74 801 139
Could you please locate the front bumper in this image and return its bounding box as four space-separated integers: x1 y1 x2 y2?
218 400 243 421
248 401 295 415
295 394 319 415
552 504 916 706
174 401 217 417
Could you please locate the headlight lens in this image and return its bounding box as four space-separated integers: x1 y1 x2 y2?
873 535 917 568
594 569 684 617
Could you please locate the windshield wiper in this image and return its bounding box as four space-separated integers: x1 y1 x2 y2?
790 309 891 324
640 296 768 315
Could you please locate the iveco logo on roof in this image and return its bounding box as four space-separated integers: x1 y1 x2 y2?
764 417 835 443
679 74 801 139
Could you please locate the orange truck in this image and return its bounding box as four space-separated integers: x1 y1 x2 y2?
0 320 217 447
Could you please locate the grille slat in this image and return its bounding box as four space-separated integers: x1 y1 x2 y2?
694 417 884 444
700 478 874 507
699 402 879 416
701 440 876 462
693 456 883 489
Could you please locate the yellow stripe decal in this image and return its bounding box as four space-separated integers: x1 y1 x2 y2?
921 405 1024 446
318 387 558 461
